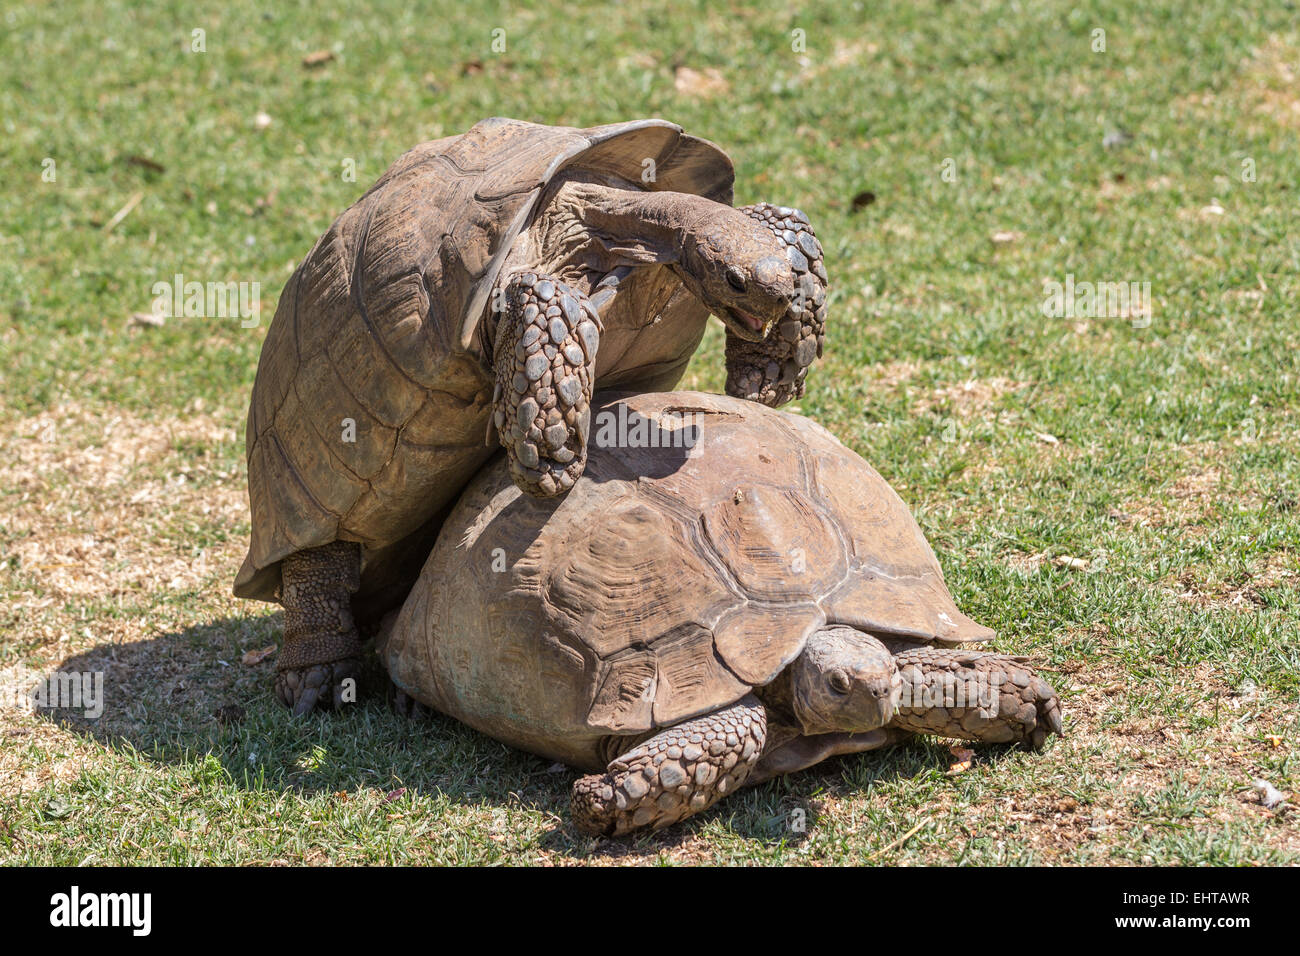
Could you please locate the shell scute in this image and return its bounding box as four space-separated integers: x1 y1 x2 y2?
808 446 941 577
700 484 845 600
587 650 656 733
711 603 826 686
821 571 992 645
546 501 736 659
649 624 749 726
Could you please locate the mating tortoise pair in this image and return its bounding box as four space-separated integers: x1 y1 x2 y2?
237 119 1061 834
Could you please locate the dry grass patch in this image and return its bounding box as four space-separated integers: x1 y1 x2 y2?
1176 33 1300 135
1245 35 1300 130
0 401 260 762
1120 456 1262 531
0 712 103 797
873 359 923 388
0 402 246 605
1026 654 1298 859
915 376 1031 419
1171 550 1297 611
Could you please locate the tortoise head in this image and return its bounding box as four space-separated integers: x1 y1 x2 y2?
786 626 900 735
675 207 797 343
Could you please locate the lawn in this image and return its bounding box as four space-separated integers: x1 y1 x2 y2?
1 0 1297 864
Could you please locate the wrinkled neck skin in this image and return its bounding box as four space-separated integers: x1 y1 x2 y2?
752 669 803 750
498 172 787 342
501 173 698 292
572 181 726 263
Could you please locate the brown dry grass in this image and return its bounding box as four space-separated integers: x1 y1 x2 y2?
0 401 257 803
1 402 245 603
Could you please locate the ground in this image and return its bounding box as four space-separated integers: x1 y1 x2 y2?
1 0 1297 864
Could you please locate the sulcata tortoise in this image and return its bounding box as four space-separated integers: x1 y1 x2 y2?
234 117 829 714
380 391 1063 835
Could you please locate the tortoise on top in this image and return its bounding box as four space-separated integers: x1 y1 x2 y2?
381 391 1063 835
235 118 829 714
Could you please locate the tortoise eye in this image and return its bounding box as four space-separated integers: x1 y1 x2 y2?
828 670 852 696
725 267 747 293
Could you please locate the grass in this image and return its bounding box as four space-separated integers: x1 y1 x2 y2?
1 0 1298 864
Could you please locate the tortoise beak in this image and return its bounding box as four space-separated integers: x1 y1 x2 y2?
719 255 793 341
723 306 768 339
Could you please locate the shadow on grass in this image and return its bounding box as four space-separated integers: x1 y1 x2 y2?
34 614 949 857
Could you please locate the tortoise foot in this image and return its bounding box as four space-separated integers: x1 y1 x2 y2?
726 204 827 407
890 647 1064 750
384 676 432 720
275 658 361 716
276 541 363 716
571 695 767 836
492 272 599 498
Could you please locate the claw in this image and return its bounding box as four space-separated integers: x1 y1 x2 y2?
389 682 431 720
275 659 360 716
293 684 321 717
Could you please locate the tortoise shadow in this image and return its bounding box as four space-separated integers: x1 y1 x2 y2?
32 616 569 805
32 615 953 858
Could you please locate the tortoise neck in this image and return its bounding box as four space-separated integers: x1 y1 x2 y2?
753 668 795 720
558 179 728 260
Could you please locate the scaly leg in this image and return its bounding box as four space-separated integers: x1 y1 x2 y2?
492 272 600 497
890 647 1063 749
571 695 767 836
725 204 828 407
274 540 362 716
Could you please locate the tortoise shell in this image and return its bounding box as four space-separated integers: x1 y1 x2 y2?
381 391 992 770
235 118 735 606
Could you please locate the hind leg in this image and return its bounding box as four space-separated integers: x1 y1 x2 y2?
491 272 600 497
274 541 362 716
382 671 431 720
571 696 767 836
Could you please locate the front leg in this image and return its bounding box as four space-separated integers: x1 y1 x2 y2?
492 272 600 497
889 647 1064 749
274 540 363 716
725 204 828 407
571 695 767 836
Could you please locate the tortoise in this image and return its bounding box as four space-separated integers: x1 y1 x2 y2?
234 117 829 714
379 391 1063 835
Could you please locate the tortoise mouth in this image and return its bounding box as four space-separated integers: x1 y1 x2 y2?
723 306 768 340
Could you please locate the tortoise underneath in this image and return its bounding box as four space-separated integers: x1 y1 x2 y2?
379 391 1062 835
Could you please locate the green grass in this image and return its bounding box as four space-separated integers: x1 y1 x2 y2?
1 0 1298 864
